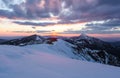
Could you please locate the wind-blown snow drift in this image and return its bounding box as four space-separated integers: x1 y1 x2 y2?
0 40 120 78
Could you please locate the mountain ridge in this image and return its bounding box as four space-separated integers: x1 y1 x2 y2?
0 34 120 67
0 34 45 46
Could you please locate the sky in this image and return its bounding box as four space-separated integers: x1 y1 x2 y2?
0 0 120 41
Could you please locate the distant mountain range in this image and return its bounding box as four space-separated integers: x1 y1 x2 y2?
0 39 7 43
0 34 120 67
0 35 45 46
110 41 120 48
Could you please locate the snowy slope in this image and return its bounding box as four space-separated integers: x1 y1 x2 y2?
66 34 120 66
0 45 120 78
1 38 120 66
25 39 79 59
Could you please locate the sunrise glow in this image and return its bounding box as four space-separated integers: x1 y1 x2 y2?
0 0 119 41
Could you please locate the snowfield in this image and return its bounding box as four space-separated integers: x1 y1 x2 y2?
0 40 120 78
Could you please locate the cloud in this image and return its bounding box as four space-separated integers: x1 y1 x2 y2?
0 0 50 19
84 19 120 34
60 19 120 34
0 10 14 18
13 21 55 26
0 0 120 23
60 0 120 21
86 19 120 27
12 19 84 27
99 0 120 5
62 28 120 34
12 30 51 33
32 27 36 29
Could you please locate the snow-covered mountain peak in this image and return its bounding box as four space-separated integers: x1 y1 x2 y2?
72 33 93 41
80 33 87 37
0 34 45 46
31 34 43 41
36 36 41 40
30 34 42 40
79 33 90 39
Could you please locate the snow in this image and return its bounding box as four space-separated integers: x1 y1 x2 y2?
80 33 89 39
25 39 79 59
36 36 41 41
0 42 120 78
83 48 100 53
